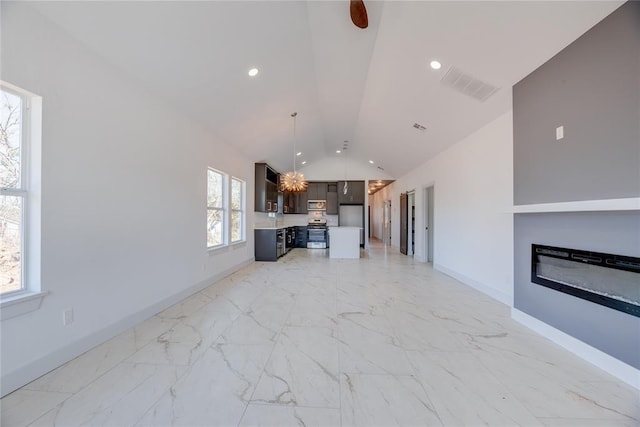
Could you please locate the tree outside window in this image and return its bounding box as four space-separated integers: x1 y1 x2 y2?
0 88 25 295
231 178 244 243
207 168 225 247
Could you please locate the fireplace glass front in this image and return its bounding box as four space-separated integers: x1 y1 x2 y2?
531 244 639 318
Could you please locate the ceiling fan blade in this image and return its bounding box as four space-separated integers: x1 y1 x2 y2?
350 0 368 29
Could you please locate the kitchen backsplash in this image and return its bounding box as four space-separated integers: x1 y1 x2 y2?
254 212 338 228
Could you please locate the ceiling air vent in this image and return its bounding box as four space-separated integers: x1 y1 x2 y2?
413 123 426 131
441 66 499 102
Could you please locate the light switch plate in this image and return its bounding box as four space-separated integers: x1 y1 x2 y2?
556 126 564 140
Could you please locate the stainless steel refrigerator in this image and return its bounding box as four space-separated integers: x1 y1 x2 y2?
339 205 364 245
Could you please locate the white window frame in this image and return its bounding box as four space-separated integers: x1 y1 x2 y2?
207 167 227 249
0 81 45 320
230 177 246 244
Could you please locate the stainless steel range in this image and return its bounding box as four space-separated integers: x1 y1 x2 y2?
307 218 328 249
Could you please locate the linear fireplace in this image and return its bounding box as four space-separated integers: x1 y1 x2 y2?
531 244 640 318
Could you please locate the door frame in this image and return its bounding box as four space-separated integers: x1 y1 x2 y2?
383 200 392 246
400 192 408 255
407 190 415 257
422 184 435 264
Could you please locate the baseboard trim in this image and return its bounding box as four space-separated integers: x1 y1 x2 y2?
511 308 640 390
1 258 255 397
434 263 513 306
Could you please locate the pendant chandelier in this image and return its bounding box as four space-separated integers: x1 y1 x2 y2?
281 112 308 193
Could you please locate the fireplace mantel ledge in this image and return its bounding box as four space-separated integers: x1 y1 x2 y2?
512 197 640 213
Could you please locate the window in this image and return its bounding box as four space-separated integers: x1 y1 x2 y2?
1 87 26 296
207 168 226 248
231 177 245 243
206 169 245 250
0 82 43 318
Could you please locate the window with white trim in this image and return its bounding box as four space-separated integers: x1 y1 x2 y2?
0 82 43 318
231 177 245 243
207 168 226 248
1 86 28 296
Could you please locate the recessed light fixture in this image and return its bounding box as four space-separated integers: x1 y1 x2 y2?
336 150 341 154
248 68 259 77
429 60 442 70
301 160 307 165
296 152 302 156
369 160 374 164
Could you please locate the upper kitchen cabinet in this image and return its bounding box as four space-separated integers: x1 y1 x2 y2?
306 182 327 201
296 190 308 213
338 181 365 205
282 189 308 214
255 163 279 212
283 191 295 214
326 182 338 214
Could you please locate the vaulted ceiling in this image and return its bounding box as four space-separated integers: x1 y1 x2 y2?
27 1 622 177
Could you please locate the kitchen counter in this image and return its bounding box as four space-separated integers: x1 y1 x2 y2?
328 227 361 259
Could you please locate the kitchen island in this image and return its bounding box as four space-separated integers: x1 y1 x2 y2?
328 226 361 259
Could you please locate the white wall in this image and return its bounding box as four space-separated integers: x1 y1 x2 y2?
1 3 255 395
370 111 514 304
299 156 393 181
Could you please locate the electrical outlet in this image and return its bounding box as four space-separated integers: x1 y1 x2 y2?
63 308 74 326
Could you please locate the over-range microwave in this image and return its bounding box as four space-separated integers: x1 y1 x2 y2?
307 200 327 211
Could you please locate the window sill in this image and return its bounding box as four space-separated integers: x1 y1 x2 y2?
231 240 247 248
0 291 49 321
208 244 229 255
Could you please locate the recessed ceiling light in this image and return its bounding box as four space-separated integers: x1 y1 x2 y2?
248 68 259 77
301 161 307 165
429 60 442 70
369 160 374 164
296 152 302 156
336 150 341 154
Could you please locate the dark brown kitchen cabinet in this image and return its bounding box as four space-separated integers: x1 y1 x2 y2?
255 163 279 212
282 190 308 214
283 191 296 214
316 182 328 200
326 182 338 214
307 182 328 202
306 183 316 201
337 181 365 205
296 190 308 213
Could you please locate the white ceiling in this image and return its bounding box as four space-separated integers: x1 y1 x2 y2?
28 1 623 177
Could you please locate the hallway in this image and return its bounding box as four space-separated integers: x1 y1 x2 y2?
2 246 638 426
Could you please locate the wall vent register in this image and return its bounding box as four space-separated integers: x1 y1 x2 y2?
531 244 639 318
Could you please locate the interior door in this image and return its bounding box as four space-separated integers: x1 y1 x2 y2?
400 192 408 255
423 187 429 262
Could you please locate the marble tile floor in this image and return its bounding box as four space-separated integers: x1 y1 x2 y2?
2 243 639 426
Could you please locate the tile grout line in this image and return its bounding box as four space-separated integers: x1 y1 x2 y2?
236 269 298 426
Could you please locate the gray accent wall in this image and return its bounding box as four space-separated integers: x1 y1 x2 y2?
514 212 640 369
513 2 640 369
513 1 640 205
